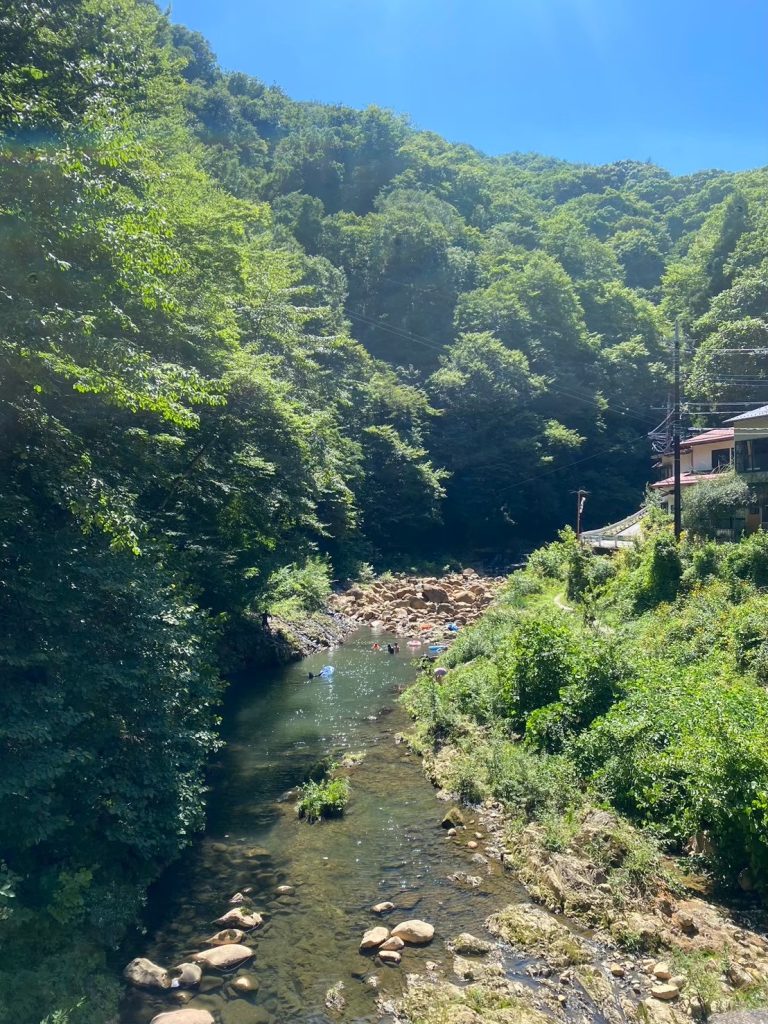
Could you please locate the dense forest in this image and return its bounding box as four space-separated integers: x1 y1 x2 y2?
1 1 767 1021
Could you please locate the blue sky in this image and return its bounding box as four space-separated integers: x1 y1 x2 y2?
169 0 768 175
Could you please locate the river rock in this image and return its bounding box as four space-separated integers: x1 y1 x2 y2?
379 936 405 951
150 1012 214 1024
229 891 246 904
653 962 672 980
275 885 295 896
360 926 389 951
171 962 202 988
391 919 434 945
208 928 245 946
441 807 465 829
231 974 259 993
372 901 395 914
423 586 450 604
378 949 402 966
651 984 680 1001
194 944 254 970
448 932 492 955
123 957 171 990
216 908 263 929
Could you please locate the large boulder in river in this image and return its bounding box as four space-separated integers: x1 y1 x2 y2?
391 920 434 945
194 943 254 970
215 908 262 929
123 957 171 990
360 926 389 951
150 1012 214 1024
422 586 450 604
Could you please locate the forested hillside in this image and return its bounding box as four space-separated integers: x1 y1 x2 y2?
1 2 767 1022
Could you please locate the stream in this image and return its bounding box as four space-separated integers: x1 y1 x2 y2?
120 628 528 1024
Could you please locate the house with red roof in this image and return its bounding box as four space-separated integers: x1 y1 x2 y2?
651 427 734 517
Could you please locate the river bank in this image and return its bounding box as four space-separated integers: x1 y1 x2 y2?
397 537 768 1024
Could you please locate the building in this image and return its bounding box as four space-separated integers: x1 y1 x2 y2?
650 427 734 516
583 405 768 549
726 404 768 532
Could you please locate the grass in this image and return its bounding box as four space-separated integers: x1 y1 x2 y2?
296 776 350 822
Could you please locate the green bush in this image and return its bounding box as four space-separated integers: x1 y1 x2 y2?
493 613 626 736
296 776 350 822
572 660 768 882
725 530 768 589
267 555 332 614
682 472 751 540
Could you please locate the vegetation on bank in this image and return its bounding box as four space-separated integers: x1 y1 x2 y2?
404 518 768 901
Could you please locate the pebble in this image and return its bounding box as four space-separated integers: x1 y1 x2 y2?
467 841 478 850
609 964 625 978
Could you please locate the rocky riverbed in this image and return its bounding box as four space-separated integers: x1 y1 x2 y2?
399 746 768 1024
329 569 505 644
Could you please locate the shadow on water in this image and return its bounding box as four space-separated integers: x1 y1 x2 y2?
120 630 529 1024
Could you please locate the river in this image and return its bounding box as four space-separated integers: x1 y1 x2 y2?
120 628 525 1024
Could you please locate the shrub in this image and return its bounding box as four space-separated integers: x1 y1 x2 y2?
267 555 332 614
493 613 626 736
572 660 768 884
682 472 751 541
724 529 768 589
296 776 350 822
485 737 582 821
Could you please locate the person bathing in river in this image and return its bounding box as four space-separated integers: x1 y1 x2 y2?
393 642 400 653
371 642 381 651
387 643 395 654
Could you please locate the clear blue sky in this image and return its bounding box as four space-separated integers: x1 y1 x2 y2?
169 0 768 175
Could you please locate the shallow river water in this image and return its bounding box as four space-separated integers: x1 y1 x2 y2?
121 630 527 1024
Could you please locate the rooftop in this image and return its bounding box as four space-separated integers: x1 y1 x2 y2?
651 471 723 489
682 427 734 448
725 405 768 423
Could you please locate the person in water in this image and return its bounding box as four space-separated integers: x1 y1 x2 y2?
387 643 395 654
393 642 400 653
371 642 381 651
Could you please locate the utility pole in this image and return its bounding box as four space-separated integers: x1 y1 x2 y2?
576 489 588 538
673 321 682 540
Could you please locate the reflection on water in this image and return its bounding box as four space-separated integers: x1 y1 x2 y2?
120 631 522 1024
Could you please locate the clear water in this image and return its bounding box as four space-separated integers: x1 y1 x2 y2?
120 630 526 1024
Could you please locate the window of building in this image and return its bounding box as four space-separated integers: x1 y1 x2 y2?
735 438 768 472
711 447 731 469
